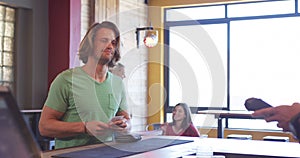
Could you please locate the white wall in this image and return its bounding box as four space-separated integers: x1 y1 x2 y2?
118 0 149 132
94 0 149 131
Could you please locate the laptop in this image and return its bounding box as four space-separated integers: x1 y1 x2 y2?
0 86 41 158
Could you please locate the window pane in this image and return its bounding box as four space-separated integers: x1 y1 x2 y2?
0 38 2 51
298 0 300 13
5 22 14 37
169 28 204 107
0 6 4 21
193 113 217 128
3 66 13 81
228 0 295 17
166 113 172 122
169 24 227 108
166 5 225 21
230 17 300 112
4 37 13 51
3 52 13 66
0 52 2 65
5 7 15 22
0 21 3 36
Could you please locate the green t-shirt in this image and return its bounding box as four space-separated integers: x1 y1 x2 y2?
45 67 127 149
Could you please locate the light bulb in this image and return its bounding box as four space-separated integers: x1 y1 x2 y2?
143 30 158 48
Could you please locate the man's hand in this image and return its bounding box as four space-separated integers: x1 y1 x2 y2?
109 116 128 130
85 121 111 136
252 103 300 131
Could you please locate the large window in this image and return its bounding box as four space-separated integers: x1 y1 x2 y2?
165 0 300 130
0 5 15 90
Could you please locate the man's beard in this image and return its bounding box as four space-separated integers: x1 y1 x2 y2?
98 55 112 65
94 49 113 65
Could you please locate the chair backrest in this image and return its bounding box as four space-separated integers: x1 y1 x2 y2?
145 123 162 131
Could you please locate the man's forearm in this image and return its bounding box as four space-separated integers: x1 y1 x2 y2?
39 120 85 138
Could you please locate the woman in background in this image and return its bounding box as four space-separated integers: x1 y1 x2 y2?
161 103 200 137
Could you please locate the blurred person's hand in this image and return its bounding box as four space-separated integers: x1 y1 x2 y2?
252 103 300 131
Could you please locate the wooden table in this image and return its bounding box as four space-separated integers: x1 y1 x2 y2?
42 136 300 158
198 110 261 138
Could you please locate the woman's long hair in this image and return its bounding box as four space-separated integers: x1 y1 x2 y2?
172 103 193 130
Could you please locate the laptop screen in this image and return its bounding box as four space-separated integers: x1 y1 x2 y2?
0 86 41 158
